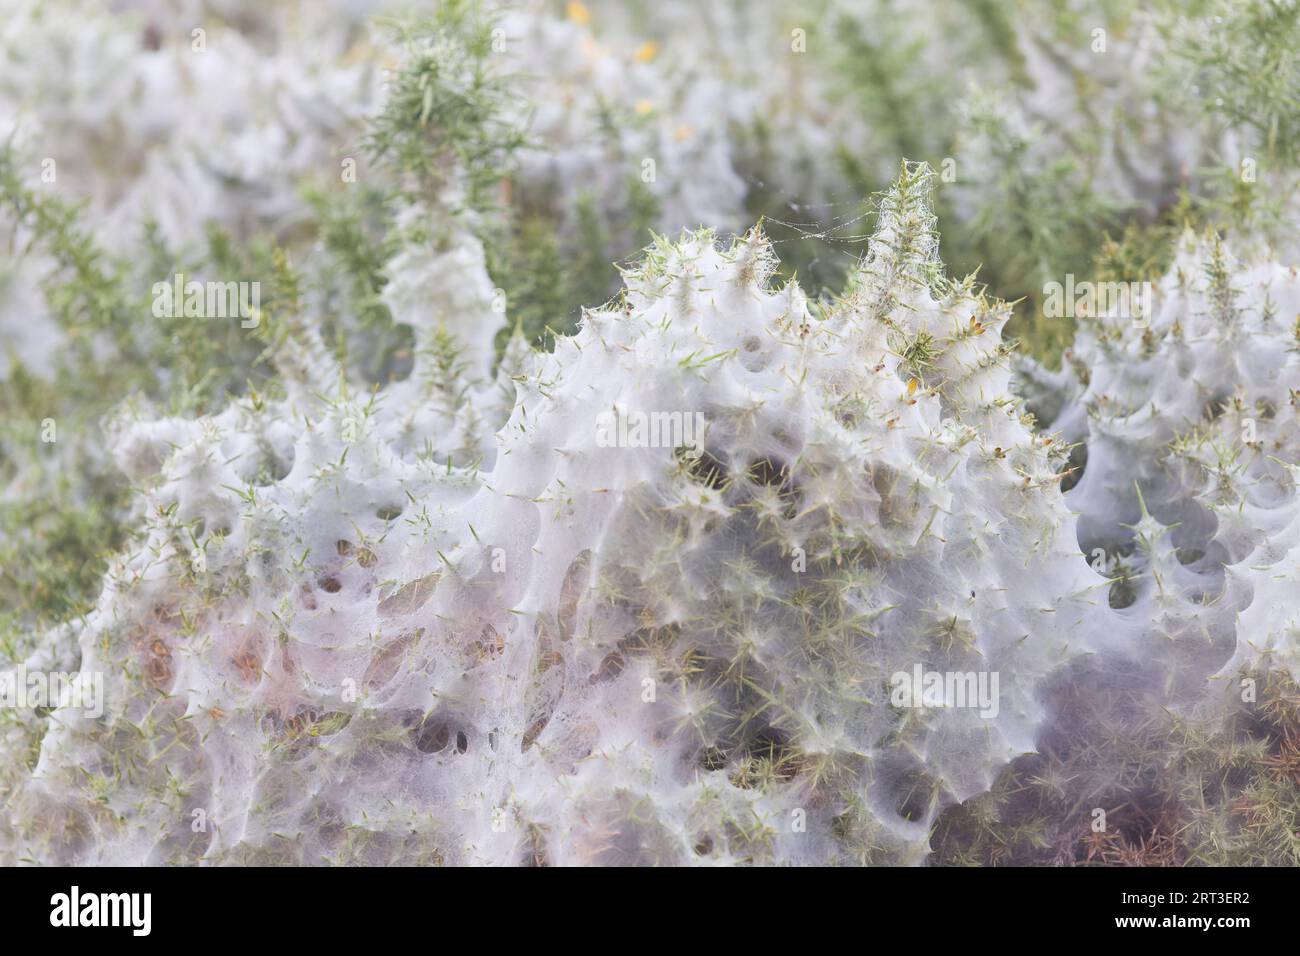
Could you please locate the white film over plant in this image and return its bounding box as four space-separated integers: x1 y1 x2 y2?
3 0 1300 869
1 163 1114 865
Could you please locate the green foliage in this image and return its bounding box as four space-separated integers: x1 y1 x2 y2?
832 7 942 167
0 146 144 369
1092 200 1191 291
0 370 127 638
0 148 144 629
486 210 572 350
1171 0 1300 165
952 96 1125 360
0 143 307 632
487 178 659 351
304 183 415 385
363 0 524 209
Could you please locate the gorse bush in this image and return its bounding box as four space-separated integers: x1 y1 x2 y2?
2 0 1300 866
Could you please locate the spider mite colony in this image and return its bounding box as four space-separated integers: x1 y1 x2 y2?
3 0 1300 866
